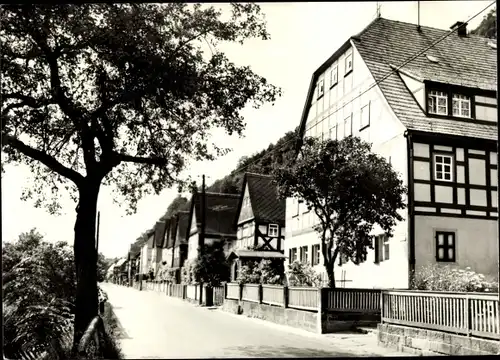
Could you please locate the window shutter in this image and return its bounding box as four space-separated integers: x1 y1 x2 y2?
374 236 380 264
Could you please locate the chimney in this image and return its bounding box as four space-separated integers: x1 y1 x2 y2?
450 21 467 36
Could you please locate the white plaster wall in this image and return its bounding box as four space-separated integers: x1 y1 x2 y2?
285 41 410 289
414 215 498 279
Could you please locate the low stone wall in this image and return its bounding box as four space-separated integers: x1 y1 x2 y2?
222 298 317 333
378 323 500 356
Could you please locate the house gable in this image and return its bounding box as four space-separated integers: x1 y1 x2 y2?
237 183 254 225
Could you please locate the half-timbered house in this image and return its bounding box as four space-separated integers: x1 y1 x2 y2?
227 173 286 281
285 17 498 289
151 221 167 278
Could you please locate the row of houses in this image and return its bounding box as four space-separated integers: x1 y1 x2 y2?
124 17 498 289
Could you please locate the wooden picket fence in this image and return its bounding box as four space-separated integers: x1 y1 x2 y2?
381 290 500 340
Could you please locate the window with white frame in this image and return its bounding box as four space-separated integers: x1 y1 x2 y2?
268 224 279 237
436 231 456 262
289 248 298 262
344 114 352 137
317 79 324 98
360 102 370 130
330 66 338 87
434 154 453 181
452 94 471 118
345 53 353 74
428 90 448 115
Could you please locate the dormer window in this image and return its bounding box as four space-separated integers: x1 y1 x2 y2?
452 94 471 118
428 90 448 115
317 79 324 99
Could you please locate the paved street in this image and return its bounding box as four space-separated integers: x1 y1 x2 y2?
101 283 406 358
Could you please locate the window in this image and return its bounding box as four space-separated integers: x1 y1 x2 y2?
329 125 337 140
268 224 279 237
434 154 453 181
360 102 370 130
243 195 250 207
428 90 448 115
374 234 389 264
289 248 298 262
300 246 308 263
344 114 352 137
436 231 456 262
312 244 321 266
330 66 338 87
452 94 471 118
345 53 353 75
317 79 324 99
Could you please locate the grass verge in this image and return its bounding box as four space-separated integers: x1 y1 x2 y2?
100 301 125 359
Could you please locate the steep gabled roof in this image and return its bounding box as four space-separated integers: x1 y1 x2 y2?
298 17 497 142
354 17 496 140
189 192 240 238
175 211 190 246
238 173 285 227
153 221 167 249
161 218 172 248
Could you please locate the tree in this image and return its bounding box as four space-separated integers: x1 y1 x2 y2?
1 3 280 343
274 136 406 288
471 7 496 39
193 241 230 286
160 194 188 220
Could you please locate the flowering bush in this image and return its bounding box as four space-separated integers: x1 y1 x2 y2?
236 259 284 285
286 261 321 287
411 264 498 293
181 260 196 285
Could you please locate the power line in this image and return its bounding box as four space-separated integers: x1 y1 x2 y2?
228 1 496 177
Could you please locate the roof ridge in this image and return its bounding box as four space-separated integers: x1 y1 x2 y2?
204 192 240 198
246 172 273 179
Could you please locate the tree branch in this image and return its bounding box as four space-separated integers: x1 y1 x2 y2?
118 153 168 166
2 133 84 186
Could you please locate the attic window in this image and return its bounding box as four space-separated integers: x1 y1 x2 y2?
426 54 439 63
317 79 325 99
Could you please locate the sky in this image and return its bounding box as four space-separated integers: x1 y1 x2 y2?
1 1 495 259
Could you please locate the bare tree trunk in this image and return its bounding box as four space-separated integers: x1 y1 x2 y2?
72 181 100 351
325 260 335 289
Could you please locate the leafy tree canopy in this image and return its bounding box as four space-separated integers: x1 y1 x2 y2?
471 7 496 39
193 240 230 286
274 136 406 288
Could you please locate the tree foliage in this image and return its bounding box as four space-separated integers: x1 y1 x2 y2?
193 241 230 286
1 3 280 342
471 7 496 39
3 230 75 359
274 136 406 288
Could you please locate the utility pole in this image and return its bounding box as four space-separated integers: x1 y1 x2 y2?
96 211 100 255
200 174 206 256
417 1 421 31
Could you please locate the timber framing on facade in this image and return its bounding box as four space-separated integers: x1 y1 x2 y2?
286 16 498 288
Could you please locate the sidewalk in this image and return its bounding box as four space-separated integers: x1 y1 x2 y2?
213 308 411 357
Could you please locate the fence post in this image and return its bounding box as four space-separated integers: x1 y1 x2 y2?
239 283 243 301
466 295 471 336
258 284 263 304
283 286 289 308
224 283 228 299
380 291 384 323
199 283 203 305
316 287 327 334
183 285 187 300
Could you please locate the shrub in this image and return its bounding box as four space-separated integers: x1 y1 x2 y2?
193 241 230 287
236 259 285 285
181 260 196 285
286 261 321 287
411 264 499 293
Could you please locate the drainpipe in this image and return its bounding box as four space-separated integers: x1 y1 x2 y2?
404 130 416 288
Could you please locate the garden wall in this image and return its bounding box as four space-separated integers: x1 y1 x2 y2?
378 323 500 356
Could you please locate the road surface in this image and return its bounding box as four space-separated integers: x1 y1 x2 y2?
100 283 404 358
